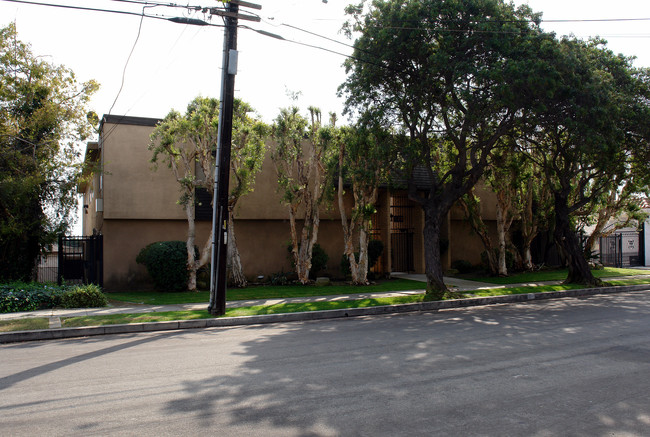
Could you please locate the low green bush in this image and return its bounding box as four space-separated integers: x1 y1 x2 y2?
310 244 329 279
269 270 289 286
451 259 474 274
0 282 66 313
137 241 189 291
60 284 108 308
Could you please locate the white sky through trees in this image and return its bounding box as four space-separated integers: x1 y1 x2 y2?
2 0 649 123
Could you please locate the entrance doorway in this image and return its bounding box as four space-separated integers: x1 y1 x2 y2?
390 194 415 272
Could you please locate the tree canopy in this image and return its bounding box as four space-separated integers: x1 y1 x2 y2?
0 23 98 281
149 96 266 290
518 37 650 285
341 0 550 296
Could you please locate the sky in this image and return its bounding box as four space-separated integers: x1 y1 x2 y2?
2 0 650 233
2 0 650 124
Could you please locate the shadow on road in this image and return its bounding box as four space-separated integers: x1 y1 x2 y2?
160 291 650 435
0 331 184 390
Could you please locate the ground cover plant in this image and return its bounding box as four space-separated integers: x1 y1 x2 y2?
0 282 65 312
106 278 426 305
0 282 109 313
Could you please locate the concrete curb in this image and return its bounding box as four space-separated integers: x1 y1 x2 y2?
1 284 648 344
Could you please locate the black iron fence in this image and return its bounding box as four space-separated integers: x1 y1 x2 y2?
57 235 103 287
390 194 415 272
600 232 642 268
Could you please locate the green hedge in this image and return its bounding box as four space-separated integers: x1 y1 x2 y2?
137 241 189 291
0 283 108 313
59 284 108 308
0 283 64 312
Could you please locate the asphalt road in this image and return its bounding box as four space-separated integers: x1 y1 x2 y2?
1 291 649 436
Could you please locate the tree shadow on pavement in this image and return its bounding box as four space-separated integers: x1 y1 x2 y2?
161 291 650 436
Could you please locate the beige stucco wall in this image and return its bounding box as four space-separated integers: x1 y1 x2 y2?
102 219 212 290
93 117 506 289
102 122 186 220
102 217 351 291
448 219 498 266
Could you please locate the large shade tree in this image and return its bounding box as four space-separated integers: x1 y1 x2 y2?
0 23 98 281
341 0 551 298
519 37 650 286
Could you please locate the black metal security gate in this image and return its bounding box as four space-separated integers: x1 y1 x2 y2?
599 232 642 268
58 235 103 286
390 195 415 272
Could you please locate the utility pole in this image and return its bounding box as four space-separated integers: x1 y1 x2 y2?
208 1 261 316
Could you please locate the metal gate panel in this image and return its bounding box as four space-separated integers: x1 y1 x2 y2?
600 232 641 268
390 195 415 272
58 235 103 286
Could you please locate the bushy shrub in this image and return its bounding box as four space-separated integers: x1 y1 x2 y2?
0 282 66 313
309 244 329 279
59 284 108 308
137 241 188 291
368 240 384 268
269 270 289 286
451 259 474 274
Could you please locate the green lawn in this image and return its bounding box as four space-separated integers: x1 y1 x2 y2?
464 267 650 285
5 278 647 332
0 318 49 332
106 278 426 305
63 294 430 326
469 284 585 296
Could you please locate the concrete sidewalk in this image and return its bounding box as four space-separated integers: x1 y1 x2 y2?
0 289 427 321
0 273 650 332
5 273 647 322
0 274 523 321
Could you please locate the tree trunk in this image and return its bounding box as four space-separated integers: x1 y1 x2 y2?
460 194 497 275
495 198 508 276
186 200 198 291
554 192 602 286
522 245 533 271
338 167 361 284
227 208 247 287
357 225 370 284
518 178 541 271
422 205 447 300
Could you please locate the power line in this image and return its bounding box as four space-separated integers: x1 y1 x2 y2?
0 0 173 20
543 17 650 23
104 0 198 8
238 24 399 74
108 6 150 115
